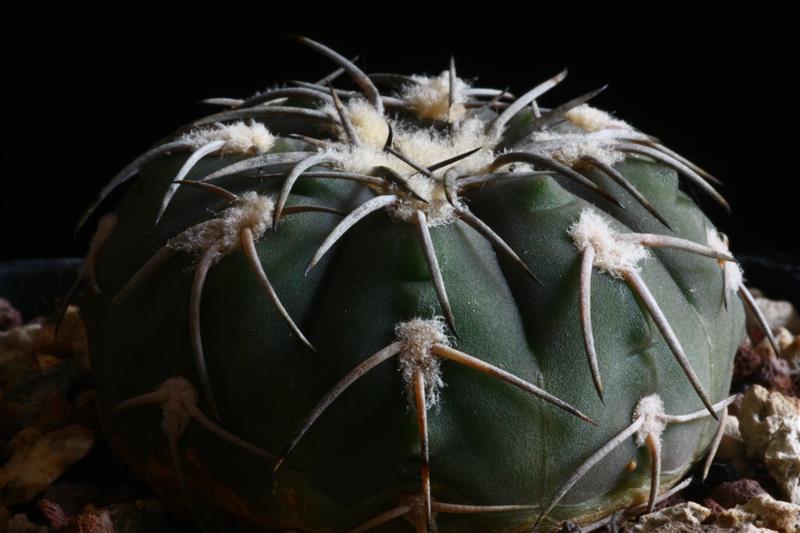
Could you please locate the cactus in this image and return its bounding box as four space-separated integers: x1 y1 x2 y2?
71 36 772 532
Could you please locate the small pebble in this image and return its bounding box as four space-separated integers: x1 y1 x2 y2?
0 425 94 506
709 479 766 509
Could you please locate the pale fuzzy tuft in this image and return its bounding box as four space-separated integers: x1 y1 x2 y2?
323 97 389 148
329 116 493 176
565 104 631 132
706 228 744 291
395 317 451 408
633 393 667 446
401 71 470 122
157 376 198 436
385 173 458 227
348 99 389 147
327 116 493 225
167 192 275 262
568 209 650 277
393 117 493 174
180 121 276 155
527 129 631 167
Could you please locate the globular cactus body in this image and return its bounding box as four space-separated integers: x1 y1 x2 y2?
76 37 754 531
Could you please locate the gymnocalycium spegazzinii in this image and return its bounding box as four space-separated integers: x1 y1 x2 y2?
72 36 765 532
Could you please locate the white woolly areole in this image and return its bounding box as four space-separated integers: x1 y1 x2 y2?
565 104 632 132
706 228 744 291
568 209 650 278
167 192 274 262
400 71 470 122
157 376 198 436
633 393 667 446
329 116 493 175
326 115 494 226
395 317 451 408
527 129 632 167
324 98 389 148
179 121 276 155
385 174 459 227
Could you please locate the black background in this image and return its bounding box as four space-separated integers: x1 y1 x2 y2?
3 6 798 262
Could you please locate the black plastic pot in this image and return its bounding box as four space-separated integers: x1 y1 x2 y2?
0 258 83 321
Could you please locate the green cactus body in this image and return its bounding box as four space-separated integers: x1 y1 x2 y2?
77 37 748 532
